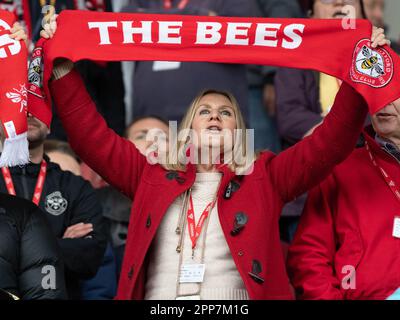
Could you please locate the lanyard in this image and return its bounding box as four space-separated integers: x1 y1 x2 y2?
1 160 47 205
186 194 215 252
164 0 189 10
366 141 400 203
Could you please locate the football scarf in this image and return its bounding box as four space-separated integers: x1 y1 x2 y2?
43 11 400 115
0 10 28 167
0 0 31 38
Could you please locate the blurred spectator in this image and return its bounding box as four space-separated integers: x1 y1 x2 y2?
45 139 118 300
247 0 303 153
0 193 67 300
362 0 400 53
121 0 259 124
288 98 400 300
275 0 367 242
81 162 107 189
45 139 81 176
98 115 169 279
0 113 108 299
126 115 169 154
364 0 385 28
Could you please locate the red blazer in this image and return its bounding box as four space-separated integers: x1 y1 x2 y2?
50 70 367 300
288 129 400 300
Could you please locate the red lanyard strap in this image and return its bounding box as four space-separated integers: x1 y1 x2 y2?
2 160 47 205
366 141 400 203
164 0 189 10
186 194 215 250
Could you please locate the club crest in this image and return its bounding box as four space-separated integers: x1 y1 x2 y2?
351 39 393 88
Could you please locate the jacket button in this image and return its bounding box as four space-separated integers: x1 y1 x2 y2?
224 183 232 199
248 259 264 284
166 171 178 180
224 181 241 199
231 212 248 236
128 266 134 279
238 251 244 257
146 215 151 228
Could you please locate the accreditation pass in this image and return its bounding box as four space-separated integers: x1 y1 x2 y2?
179 264 205 283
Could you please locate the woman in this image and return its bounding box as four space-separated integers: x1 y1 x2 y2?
42 21 389 299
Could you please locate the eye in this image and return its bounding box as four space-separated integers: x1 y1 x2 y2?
134 133 147 141
221 110 232 116
199 109 210 115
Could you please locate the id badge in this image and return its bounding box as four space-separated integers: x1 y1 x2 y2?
176 295 201 300
179 264 205 283
393 217 400 239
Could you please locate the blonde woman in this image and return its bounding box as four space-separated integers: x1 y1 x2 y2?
43 23 389 299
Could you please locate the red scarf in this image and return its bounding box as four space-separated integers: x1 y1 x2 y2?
0 0 31 38
0 10 28 167
43 11 400 115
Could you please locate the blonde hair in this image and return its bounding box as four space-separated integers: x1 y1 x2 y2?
162 89 256 174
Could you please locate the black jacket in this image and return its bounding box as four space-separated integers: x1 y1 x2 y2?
0 155 108 299
0 193 67 300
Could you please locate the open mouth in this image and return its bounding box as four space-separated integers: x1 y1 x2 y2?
333 11 347 18
206 125 222 133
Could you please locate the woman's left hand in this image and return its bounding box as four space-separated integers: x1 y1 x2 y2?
371 26 391 48
9 22 27 42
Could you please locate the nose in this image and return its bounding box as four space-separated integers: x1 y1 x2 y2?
208 109 221 121
334 0 345 6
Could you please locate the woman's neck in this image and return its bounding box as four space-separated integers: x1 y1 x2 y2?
196 163 218 173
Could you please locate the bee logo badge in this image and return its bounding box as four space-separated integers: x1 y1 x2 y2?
351 39 393 88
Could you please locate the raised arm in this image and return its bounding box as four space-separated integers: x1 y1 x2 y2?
269 81 367 203
50 65 147 198
269 26 389 203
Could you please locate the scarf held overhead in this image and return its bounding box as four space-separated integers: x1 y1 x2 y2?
44 11 400 115
0 10 28 167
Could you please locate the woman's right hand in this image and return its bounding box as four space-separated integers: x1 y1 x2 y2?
40 13 74 79
40 13 57 39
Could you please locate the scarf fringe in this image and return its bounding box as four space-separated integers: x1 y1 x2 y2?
0 132 29 167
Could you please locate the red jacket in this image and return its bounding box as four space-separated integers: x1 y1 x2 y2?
288 129 400 300
50 71 367 300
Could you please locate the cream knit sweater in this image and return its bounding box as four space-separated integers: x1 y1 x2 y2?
145 173 248 300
